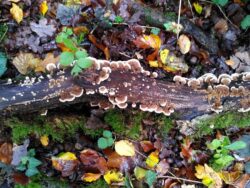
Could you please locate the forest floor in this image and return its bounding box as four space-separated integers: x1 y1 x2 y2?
0 0 250 187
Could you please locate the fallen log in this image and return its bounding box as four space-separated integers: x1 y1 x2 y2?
0 58 249 120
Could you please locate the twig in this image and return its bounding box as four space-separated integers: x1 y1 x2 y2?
158 175 203 184
187 0 195 19
177 0 182 39
0 25 8 43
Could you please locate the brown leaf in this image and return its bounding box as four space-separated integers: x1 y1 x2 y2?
106 151 126 169
88 34 110 60
80 149 108 174
35 53 59 73
0 143 13 164
156 159 170 175
181 138 193 160
140 141 155 153
12 172 29 185
233 174 250 188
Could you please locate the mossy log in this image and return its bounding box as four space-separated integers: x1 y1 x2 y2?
0 58 249 120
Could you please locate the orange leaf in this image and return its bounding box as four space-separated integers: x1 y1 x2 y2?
181 138 193 160
140 141 155 153
0 143 13 164
40 1 48 16
82 173 102 182
146 150 159 168
88 34 110 60
133 34 161 50
106 151 126 169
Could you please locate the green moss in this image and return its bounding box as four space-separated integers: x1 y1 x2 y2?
194 111 250 138
126 112 144 140
156 114 173 137
84 179 108 188
104 109 126 133
7 115 86 144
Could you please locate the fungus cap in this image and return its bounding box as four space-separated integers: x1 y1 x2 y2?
69 86 84 97
115 95 128 104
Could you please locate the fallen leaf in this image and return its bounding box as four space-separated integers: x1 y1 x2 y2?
0 52 7 77
30 19 56 38
115 140 135 157
12 172 29 185
134 166 147 180
56 4 78 26
40 135 49 147
195 164 223 188
193 2 203 14
156 159 170 175
178 35 191 54
233 174 250 188
35 53 59 72
104 170 124 184
218 171 241 185
52 152 79 177
88 34 110 60
11 140 29 166
0 143 13 164
106 151 126 169
81 173 102 182
80 149 108 174
40 1 48 16
10 3 23 24
181 137 193 161
12 53 41 75
146 150 159 168
140 141 155 153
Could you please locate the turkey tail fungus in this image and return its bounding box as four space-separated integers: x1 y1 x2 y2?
0 57 249 120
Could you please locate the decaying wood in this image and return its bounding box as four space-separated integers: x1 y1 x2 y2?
0 58 249 120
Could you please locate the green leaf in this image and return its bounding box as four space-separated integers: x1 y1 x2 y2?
75 50 88 60
134 166 147 180
107 137 114 146
28 149 36 157
98 137 108 149
71 64 82 76
0 52 7 77
221 136 231 146
145 170 157 187
60 52 74 66
21 156 29 165
56 33 67 43
151 28 160 35
212 0 228 6
16 164 26 171
28 157 42 169
25 167 39 177
193 2 203 14
65 28 73 35
62 38 77 51
207 139 221 150
103 130 112 138
77 58 92 69
224 141 247 150
114 16 124 23
215 155 234 168
240 15 250 30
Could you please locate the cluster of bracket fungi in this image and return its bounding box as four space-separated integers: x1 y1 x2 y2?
58 57 250 116
173 72 250 113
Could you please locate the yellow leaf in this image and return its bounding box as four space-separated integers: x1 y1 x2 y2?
40 135 49 146
10 3 23 24
177 34 191 54
193 2 203 15
160 49 170 65
149 60 159 68
115 140 135 157
58 152 77 160
218 171 241 184
104 170 124 184
146 150 159 168
82 173 102 182
40 1 48 16
195 164 223 188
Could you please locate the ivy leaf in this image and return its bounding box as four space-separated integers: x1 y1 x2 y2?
212 0 228 6
240 15 250 30
60 52 74 66
145 170 157 187
25 167 39 177
224 141 247 150
28 158 42 169
10 3 23 24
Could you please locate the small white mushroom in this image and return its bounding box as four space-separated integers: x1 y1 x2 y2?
115 95 128 104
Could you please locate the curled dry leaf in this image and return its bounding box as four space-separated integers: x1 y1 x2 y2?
140 140 155 153
12 53 41 75
106 151 126 170
115 140 135 157
10 3 23 24
0 143 13 164
52 152 79 177
177 34 191 54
